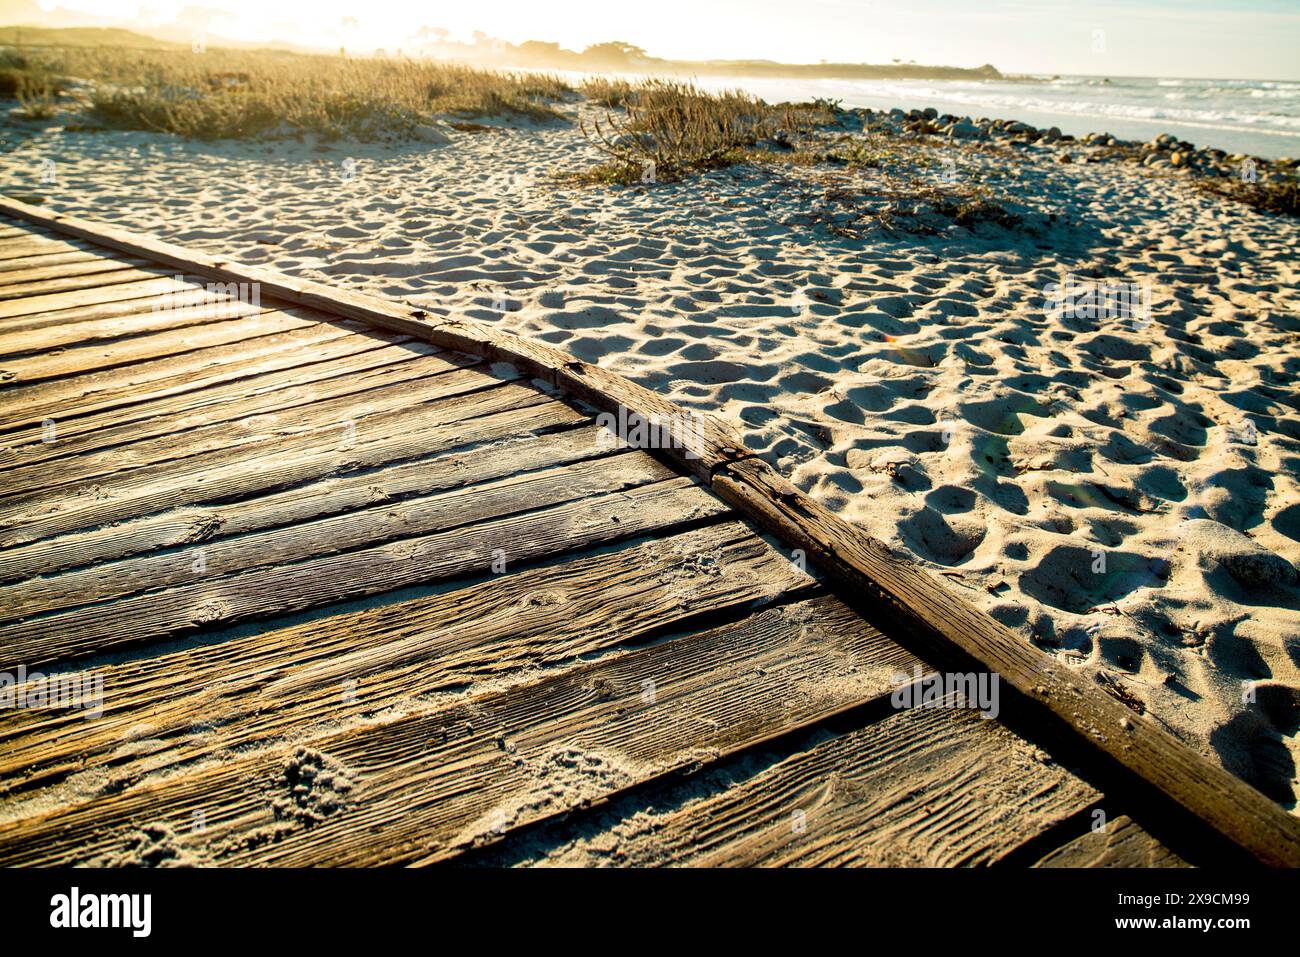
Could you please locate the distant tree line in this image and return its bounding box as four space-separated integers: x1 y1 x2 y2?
401 31 1000 80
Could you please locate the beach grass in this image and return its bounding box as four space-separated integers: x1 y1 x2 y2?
0 46 572 140
0 53 63 119
571 79 840 184
574 80 774 184
567 79 1019 233
578 77 638 108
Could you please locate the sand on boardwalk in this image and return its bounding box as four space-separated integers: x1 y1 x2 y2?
2 101 1298 808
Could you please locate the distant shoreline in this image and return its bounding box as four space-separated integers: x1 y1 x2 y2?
504 57 1003 83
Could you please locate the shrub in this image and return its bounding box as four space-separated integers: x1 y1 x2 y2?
574 80 834 183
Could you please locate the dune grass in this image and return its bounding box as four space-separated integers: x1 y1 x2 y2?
0 54 62 120
0 47 572 140
568 78 1023 235
572 79 839 184
578 76 637 108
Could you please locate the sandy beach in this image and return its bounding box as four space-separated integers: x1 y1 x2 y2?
2 92 1298 810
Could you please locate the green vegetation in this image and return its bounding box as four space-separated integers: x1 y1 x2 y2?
0 33 1026 235
0 45 572 140
575 81 770 184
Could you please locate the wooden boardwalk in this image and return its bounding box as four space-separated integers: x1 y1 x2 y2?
0 197 1296 867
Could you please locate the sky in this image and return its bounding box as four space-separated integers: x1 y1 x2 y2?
25 0 1300 79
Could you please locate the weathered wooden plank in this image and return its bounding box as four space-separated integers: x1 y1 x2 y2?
0 447 670 625
0 266 162 303
485 703 1101 867
0 220 51 236
0 423 602 581
0 520 811 800
0 254 141 284
0 292 265 359
710 456 1300 866
1033 815 1190 868
0 222 84 242
0 278 214 335
552 359 753 479
0 387 578 549
0 325 418 449
0 249 107 275
0 258 151 295
0 340 457 474
0 318 368 427
0 473 726 671
0 237 86 261
0 309 319 392
0 594 911 867
0 361 511 506
0 274 185 320
0 196 755 481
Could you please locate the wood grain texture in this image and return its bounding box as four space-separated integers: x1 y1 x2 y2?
1033 815 1190 868
0 520 811 801
0 471 725 670
0 274 186 321
0 346 463 490
0 278 229 336
0 595 911 867
0 336 434 468
0 423 605 583
0 310 326 393
0 292 265 358
710 456 1300 866
0 318 373 428
0 363 521 514
0 256 147 290
0 447 670 624
0 386 581 549
485 702 1101 867
0 236 88 261
0 249 103 274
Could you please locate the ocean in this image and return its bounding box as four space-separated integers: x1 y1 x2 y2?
669 73 1300 159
